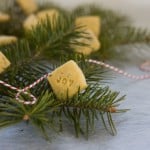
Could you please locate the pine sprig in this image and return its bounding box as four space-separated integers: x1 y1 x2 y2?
0 85 126 139
25 15 87 59
0 91 60 139
58 85 126 137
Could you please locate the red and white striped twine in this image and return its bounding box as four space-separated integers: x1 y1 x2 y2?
0 59 150 105
87 59 150 80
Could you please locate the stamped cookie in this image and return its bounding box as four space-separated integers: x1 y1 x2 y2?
47 60 87 100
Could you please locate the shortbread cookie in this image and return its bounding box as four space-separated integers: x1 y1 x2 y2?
0 12 10 22
0 52 11 73
75 16 101 37
0 36 17 46
23 14 38 30
16 0 38 14
73 29 100 55
47 60 87 100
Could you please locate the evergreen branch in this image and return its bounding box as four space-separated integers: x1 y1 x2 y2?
0 42 49 97
25 15 87 59
0 91 60 138
0 39 51 93
52 85 126 137
0 85 126 139
1 40 33 67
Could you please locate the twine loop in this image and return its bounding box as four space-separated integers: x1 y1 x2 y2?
0 73 50 105
15 90 37 105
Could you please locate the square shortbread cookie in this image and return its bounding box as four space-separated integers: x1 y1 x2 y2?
17 0 38 14
75 16 101 37
23 14 38 30
0 36 17 46
47 60 87 100
0 12 10 22
0 52 11 73
73 29 100 55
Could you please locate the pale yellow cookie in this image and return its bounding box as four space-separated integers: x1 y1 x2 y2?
47 60 87 100
0 52 11 73
16 0 38 14
0 12 10 22
0 36 17 46
23 14 38 30
23 9 59 31
73 29 100 55
75 16 101 37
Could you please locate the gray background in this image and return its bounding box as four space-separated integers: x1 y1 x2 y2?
1 0 150 150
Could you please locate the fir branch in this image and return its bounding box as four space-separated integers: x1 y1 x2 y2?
0 85 126 139
49 85 126 137
0 40 47 85
0 40 53 96
0 91 60 139
25 14 86 59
